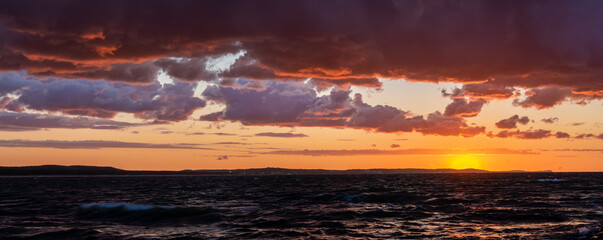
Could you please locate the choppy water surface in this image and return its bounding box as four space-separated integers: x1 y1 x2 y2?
0 173 602 239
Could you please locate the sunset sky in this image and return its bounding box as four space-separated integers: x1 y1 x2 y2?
0 0 601 171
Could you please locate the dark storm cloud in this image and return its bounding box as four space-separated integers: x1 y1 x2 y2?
0 72 205 121
0 111 138 131
201 80 486 137
0 139 213 149
70 62 160 83
1 0 603 94
495 115 530 129
255 132 309 138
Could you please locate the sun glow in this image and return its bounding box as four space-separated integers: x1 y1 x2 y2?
448 155 483 170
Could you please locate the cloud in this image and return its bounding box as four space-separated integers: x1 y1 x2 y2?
512 87 572 109
255 132 308 138
0 139 213 149
443 98 486 117
442 82 518 101
0 72 205 121
0 111 138 131
495 115 530 129
201 80 317 125
487 129 573 139
489 129 551 139
541 117 559 124
574 133 603 140
513 87 600 109
544 149 603 152
264 148 537 156
211 142 249 145
390 144 400 148
70 62 161 82
155 57 217 82
554 132 570 138
489 130 602 140
210 132 238 136
201 80 486 137
1 0 603 95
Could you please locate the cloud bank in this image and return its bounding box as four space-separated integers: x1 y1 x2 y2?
255 132 309 138
0 0 602 95
201 80 486 137
0 111 138 131
0 72 205 122
265 148 537 156
0 139 213 149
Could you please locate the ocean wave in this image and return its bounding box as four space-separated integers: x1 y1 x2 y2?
79 202 175 211
77 202 219 225
1 173 601 239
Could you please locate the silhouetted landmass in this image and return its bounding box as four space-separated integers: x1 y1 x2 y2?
0 165 552 176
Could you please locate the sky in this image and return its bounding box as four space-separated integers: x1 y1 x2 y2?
0 0 601 171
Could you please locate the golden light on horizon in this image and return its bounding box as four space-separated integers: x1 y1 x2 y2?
447 155 483 170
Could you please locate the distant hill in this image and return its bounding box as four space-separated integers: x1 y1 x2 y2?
0 165 552 176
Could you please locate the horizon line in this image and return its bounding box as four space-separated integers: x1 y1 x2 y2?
0 164 575 173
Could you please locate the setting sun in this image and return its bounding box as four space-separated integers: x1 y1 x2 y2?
448 155 484 170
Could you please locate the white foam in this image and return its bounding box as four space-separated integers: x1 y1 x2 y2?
537 179 564 182
579 227 594 235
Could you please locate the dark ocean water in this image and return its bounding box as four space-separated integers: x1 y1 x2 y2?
0 173 602 239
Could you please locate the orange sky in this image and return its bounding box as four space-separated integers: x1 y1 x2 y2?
0 78 601 171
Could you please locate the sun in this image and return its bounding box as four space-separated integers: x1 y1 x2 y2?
447 155 483 170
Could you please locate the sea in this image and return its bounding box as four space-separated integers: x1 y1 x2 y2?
0 173 601 239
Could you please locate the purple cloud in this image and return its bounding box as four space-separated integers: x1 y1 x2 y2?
513 87 600 109
201 80 486 137
0 111 138 131
443 98 486 117
0 72 205 121
0 139 213 149
255 132 309 138
541 117 559 124
495 115 530 129
488 129 573 139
